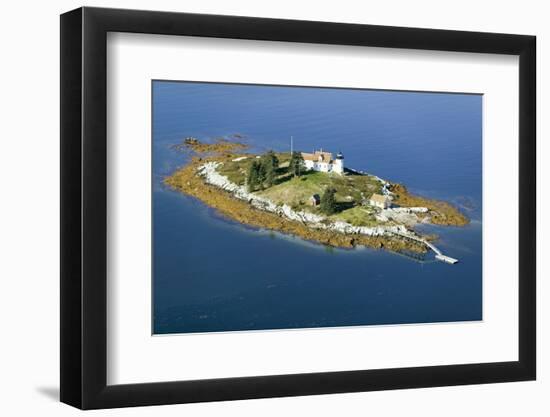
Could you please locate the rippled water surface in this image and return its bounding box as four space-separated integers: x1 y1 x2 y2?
152 81 482 334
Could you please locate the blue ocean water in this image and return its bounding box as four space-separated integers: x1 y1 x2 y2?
152 81 482 334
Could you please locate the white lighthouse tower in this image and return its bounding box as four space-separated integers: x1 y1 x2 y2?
333 151 344 174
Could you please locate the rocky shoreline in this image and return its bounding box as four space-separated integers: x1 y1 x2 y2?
163 138 468 255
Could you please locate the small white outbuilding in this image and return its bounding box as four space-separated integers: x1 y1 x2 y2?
369 193 391 209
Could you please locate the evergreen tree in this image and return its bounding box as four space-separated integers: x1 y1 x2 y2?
264 160 276 187
256 160 267 189
320 188 338 215
247 161 260 192
260 150 279 188
288 152 305 177
263 150 279 169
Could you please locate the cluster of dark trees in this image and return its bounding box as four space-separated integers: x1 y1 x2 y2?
247 150 279 191
247 151 307 191
288 151 305 177
246 150 338 215
320 188 338 215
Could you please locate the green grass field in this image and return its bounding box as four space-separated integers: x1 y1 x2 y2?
331 205 381 227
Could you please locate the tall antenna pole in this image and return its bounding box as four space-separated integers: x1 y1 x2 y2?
290 135 293 155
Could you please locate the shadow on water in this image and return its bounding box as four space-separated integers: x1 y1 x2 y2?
393 249 437 265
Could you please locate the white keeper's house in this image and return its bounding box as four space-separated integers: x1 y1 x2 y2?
301 149 344 175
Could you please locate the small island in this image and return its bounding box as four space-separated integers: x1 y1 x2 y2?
165 137 468 263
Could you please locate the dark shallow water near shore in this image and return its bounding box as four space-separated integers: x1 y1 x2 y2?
152 81 482 334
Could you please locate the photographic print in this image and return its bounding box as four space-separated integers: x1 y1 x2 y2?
153 81 482 335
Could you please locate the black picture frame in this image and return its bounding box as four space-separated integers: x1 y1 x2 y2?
60 6 536 410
